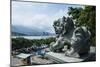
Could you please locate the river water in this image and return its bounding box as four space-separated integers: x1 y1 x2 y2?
12 36 55 39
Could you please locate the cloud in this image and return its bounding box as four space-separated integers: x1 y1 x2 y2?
12 11 66 33
12 1 83 33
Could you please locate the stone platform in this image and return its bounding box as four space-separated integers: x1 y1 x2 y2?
45 47 96 63
45 52 84 63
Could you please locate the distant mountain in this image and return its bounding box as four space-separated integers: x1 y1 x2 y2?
12 32 28 36
11 25 55 36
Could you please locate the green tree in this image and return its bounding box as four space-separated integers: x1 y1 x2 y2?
68 6 96 46
12 37 56 50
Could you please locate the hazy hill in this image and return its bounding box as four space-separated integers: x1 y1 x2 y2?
11 25 55 36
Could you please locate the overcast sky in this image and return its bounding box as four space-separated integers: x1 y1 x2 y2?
12 1 83 33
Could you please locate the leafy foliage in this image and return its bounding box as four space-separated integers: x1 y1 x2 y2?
68 6 96 46
12 37 33 50
12 37 56 50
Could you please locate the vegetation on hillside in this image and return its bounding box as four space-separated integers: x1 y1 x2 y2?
12 37 56 50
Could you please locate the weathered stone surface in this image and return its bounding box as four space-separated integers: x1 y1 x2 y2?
11 56 24 66
45 46 96 63
45 52 83 63
50 16 92 58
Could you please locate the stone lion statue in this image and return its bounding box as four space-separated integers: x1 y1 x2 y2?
50 16 91 58
50 17 74 52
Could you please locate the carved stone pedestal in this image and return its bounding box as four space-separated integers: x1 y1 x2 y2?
45 47 96 63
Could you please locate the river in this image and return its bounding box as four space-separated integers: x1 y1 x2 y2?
12 36 56 39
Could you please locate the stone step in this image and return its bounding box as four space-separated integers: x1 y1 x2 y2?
45 46 96 63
